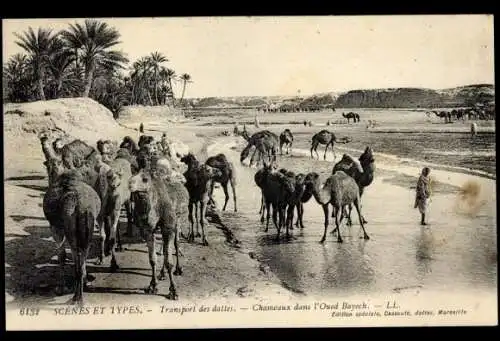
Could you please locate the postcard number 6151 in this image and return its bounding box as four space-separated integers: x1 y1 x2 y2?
19 307 40 316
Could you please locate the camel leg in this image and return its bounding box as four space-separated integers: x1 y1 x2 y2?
144 227 158 295
230 178 237 212
222 182 230 211
107 209 121 272
335 206 345 243
347 204 353 226
280 142 284 156
265 201 271 232
52 226 68 296
354 199 370 240
289 142 292 155
69 250 84 305
173 226 183 276
208 182 216 208
298 203 305 229
320 204 329 243
96 215 105 265
323 143 329 160
200 200 209 246
273 204 281 241
195 202 201 238
187 201 195 243
158 228 179 300
125 200 134 237
286 205 294 237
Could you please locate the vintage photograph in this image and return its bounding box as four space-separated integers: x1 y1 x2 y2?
3 15 497 330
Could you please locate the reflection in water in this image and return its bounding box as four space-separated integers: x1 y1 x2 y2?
415 227 434 281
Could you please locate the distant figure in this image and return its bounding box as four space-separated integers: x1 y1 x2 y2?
414 167 432 226
139 123 144 133
471 122 478 138
254 115 260 128
233 124 239 136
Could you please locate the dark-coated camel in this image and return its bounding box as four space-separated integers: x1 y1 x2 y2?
260 167 296 240
304 171 369 243
180 153 222 246
240 130 279 167
205 153 237 212
254 162 278 223
310 130 351 161
342 112 359 123
279 129 294 155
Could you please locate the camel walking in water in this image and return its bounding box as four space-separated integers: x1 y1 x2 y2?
304 171 369 243
310 129 351 161
332 146 375 225
240 130 279 167
279 129 294 155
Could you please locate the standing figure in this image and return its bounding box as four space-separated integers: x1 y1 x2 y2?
471 122 478 138
139 123 144 134
414 167 432 226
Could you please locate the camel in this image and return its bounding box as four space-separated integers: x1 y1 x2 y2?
240 130 279 167
254 162 279 223
430 111 451 123
119 136 140 156
39 132 63 186
332 146 375 225
205 153 237 212
43 169 101 305
342 112 359 124
138 135 155 149
304 171 369 243
279 129 294 155
260 166 296 240
278 169 307 235
310 129 351 161
100 157 133 271
128 167 187 300
56 139 96 169
180 153 222 245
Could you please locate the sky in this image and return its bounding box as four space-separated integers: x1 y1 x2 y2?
2 15 495 98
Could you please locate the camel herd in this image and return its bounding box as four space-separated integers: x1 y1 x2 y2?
38 131 238 304
36 123 375 304
239 128 375 243
426 107 495 123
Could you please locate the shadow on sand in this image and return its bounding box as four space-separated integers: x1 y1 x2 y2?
5 218 150 302
6 175 46 181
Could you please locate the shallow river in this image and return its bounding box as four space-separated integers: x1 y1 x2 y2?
210 143 497 299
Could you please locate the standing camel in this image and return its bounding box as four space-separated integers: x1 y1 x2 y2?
310 130 351 161
240 130 279 167
332 146 375 225
304 171 369 243
279 129 294 155
205 153 237 212
342 112 357 124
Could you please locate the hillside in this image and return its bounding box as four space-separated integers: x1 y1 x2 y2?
187 84 494 109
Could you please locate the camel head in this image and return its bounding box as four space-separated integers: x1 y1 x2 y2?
106 168 124 190
179 152 198 167
44 158 65 185
304 172 320 186
52 138 65 154
198 164 223 182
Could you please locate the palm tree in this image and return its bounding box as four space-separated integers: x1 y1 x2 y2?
14 27 59 100
159 67 176 105
149 52 168 105
130 57 153 105
4 53 34 102
61 19 128 97
179 73 192 106
46 38 76 98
